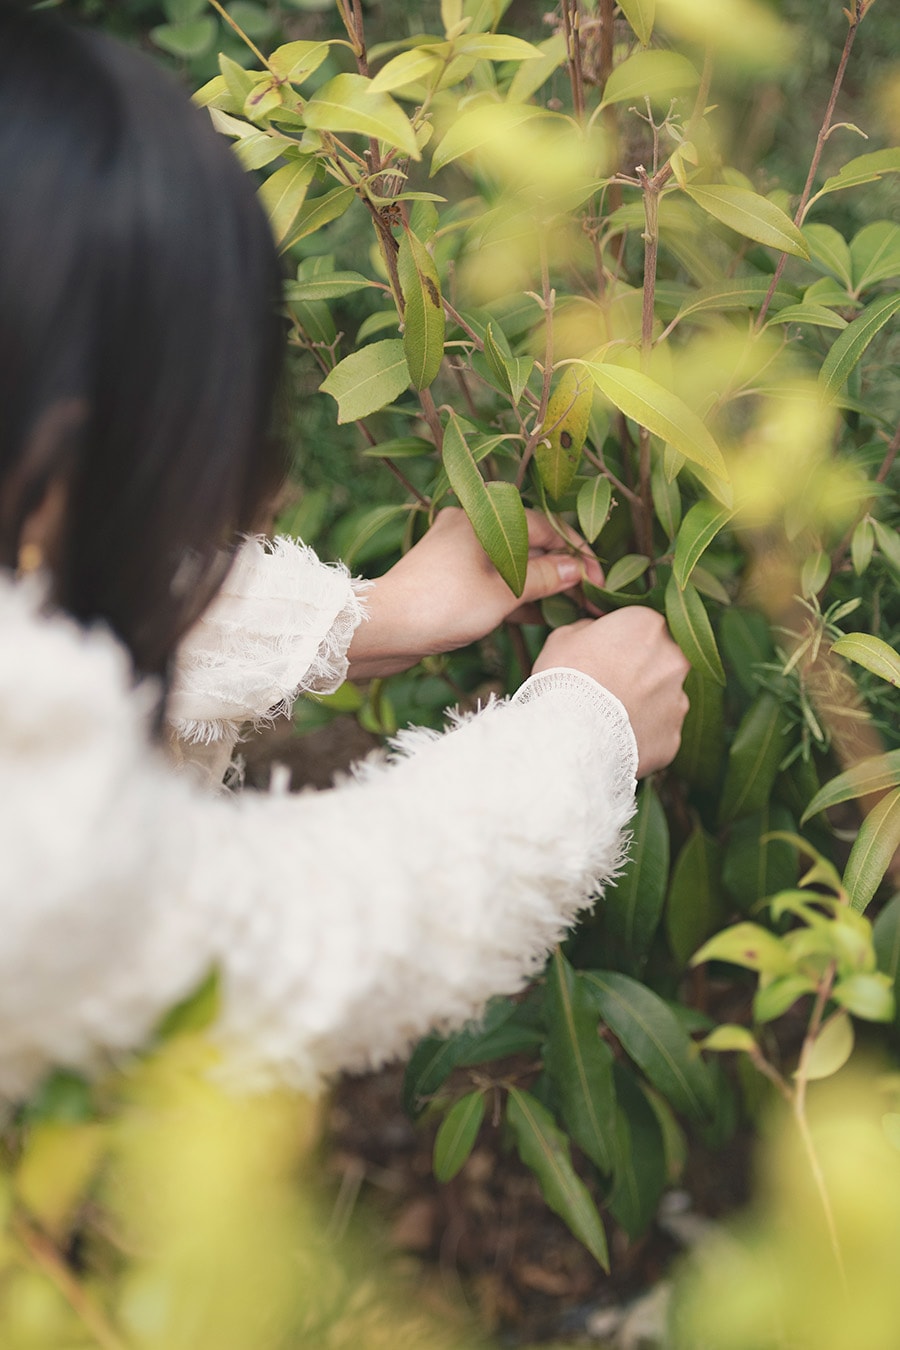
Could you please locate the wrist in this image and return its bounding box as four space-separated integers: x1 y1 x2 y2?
346 571 425 679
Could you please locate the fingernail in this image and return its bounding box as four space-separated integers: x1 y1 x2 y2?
556 558 581 585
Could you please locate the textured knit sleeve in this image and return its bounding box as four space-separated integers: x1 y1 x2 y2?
167 536 368 748
0 577 636 1099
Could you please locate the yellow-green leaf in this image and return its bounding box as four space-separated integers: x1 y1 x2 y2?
535 367 593 500
398 228 444 390
576 476 613 544
692 922 794 976
802 1010 854 1081
586 363 727 481
684 184 809 258
454 33 543 62
801 751 900 824
370 47 443 94
320 339 410 423
832 632 900 687
304 73 419 159
268 39 331 84
814 148 900 202
430 101 541 175
258 158 315 246
281 184 355 252
601 49 697 108
616 0 655 45
665 575 725 685
845 788 900 915
673 500 732 589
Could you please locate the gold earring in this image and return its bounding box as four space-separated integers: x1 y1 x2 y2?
17 542 44 576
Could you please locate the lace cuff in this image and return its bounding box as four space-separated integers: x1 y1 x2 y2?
512 667 639 799
168 536 368 746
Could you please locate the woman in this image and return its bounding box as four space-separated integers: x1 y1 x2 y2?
0 2 689 1100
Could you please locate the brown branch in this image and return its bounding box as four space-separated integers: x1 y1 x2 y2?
12 1214 128 1350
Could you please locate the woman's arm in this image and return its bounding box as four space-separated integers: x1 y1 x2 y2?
0 574 641 1099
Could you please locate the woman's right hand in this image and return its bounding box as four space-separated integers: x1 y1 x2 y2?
531 608 691 777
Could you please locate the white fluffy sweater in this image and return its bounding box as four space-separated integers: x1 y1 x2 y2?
0 539 637 1099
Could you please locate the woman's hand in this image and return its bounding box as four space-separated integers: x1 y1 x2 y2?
532 608 691 777
347 507 602 680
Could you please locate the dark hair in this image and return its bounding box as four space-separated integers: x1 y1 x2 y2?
0 3 286 681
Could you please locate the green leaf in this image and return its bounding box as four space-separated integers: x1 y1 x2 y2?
281 184 356 251
803 222 853 287
576 476 612 545
233 131 291 171
684 184 809 258
719 693 787 824
150 17 216 58
831 973 895 1023
586 363 727 481
692 922 794 976
665 575 725 686
766 303 848 330
753 973 816 1024
850 220 900 291
605 554 650 592
852 519 875 575
832 632 900 687
433 1092 486 1181
844 788 900 915
801 550 830 598
286 271 374 302
701 1025 757 1054
810 754 900 818
819 292 900 401
507 31 567 103
814 148 900 202
873 892 900 1021
454 32 543 61
227 2 276 40
431 102 541 175
402 1000 522 1114
666 828 723 967
607 1068 667 1239
320 339 410 423
604 784 670 964
361 435 434 459
872 518 900 574
583 972 715 1121
719 606 773 696
673 501 733 589
304 74 419 159
506 1088 609 1270
675 276 797 319
483 323 533 404
802 1011 854 1081
268 39 332 84
672 669 724 790
546 951 616 1174
258 159 316 247
338 504 410 568
600 49 697 108
398 228 444 390
652 449 681 538
370 47 443 94
722 806 798 912
616 0 655 45
442 413 528 595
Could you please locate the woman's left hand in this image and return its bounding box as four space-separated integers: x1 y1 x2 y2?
347 507 603 680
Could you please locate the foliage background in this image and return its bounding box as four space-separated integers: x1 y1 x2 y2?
4 0 900 1345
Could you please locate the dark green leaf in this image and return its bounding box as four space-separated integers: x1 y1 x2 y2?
442 413 529 595
873 892 900 1026
434 1092 486 1181
583 972 716 1121
403 1000 520 1115
819 292 900 401
719 693 787 824
605 554 650 592
150 17 216 58
719 607 773 696
672 669 724 790
722 806 798 912
483 323 533 404
506 1088 609 1269
665 828 723 967
576 476 613 544
545 951 616 1173
604 784 669 964
398 228 444 390
665 575 725 685
607 1067 667 1239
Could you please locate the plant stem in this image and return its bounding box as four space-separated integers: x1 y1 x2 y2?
635 163 670 559
561 0 585 123
756 4 864 328
516 243 555 488
12 1214 127 1350
207 0 273 71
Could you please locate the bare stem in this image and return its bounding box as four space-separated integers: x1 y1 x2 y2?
635 163 670 558
207 0 273 71
756 4 864 328
516 243 555 489
561 0 585 122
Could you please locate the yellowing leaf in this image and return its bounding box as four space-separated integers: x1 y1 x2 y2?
832 632 900 687
370 47 443 95
802 1010 854 1081
535 367 593 500
320 339 410 423
258 159 315 246
268 39 331 84
430 101 541 175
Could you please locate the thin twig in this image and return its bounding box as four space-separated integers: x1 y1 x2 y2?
207 0 272 72
12 1214 128 1350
